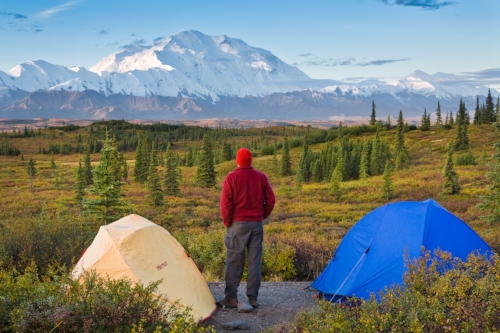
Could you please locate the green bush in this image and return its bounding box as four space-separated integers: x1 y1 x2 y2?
260 145 275 156
269 250 500 332
262 239 297 280
0 264 215 333
456 149 477 166
174 229 226 280
266 235 337 280
0 209 96 273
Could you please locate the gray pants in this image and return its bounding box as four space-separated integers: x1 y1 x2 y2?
224 222 263 300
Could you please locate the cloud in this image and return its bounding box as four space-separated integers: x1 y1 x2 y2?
16 22 43 33
98 29 110 35
379 0 456 10
3 0 82 33
0 12 28 19
2 16 43 33
452 68 500 86
292 57 408 67
355 58 410 66
298 53 312 57
120 39 150 50
35 0 83 20
153 36 164 44
462 68 500 79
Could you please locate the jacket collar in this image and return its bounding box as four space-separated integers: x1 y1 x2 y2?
235 166 254 171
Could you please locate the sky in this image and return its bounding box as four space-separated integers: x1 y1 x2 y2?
1 0 499 88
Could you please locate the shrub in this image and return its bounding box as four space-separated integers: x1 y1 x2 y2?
262 238 297 281
0 265 215 333
0 210 96 273
260 145 275 156
456 149 477 166
268 250 500 332
266 235 336 280
174 229 226 280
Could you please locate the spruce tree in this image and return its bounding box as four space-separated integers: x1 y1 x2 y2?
386 115 392 130
381 160 394 201
369 125 384 175
496 96 500 121
83 146 93 185
473 96 481 125
271 150 280 177
370 100 377 125
185 147 194 167
26 156 37 192
164 143 181 196
121 153 128 182
311 159 324 183
222 139 232 162
449 111 455 127
359 141 370 180
146 142 164 207
420 108 430 131
394 111 409 170
441 145 461 195
337 122 344 138
335 148 346 182
83 133 128 224
485 89 496 124
74 158 86 204
280 135 292 176
329 162 342 199
435 101 442 127
195 134 217 188
49 152 56 178
298 139 314 182
108 136 124 182
134 132 148 183
454 99 470 151
477 121 500 224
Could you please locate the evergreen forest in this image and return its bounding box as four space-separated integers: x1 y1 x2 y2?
1 97 500 332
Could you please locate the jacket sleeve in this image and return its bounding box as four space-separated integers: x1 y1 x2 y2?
220 177 233 228
262 175 275 219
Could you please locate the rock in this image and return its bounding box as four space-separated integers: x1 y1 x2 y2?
221 320 249 330
238 301 254 313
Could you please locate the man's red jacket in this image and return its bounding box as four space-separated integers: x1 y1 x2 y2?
220 166 275 228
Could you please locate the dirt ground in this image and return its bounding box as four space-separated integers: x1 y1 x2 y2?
205 282 319 332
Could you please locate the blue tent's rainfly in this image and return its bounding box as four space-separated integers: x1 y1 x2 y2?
312 199 492 301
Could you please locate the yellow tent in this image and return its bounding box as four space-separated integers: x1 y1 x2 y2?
72 214 216 321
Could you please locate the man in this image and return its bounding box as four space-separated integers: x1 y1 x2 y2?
218 148 275 309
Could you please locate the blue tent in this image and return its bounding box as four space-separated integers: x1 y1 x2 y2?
312 199 492 301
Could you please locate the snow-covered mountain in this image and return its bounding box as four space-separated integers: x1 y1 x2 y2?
0 31 321 101
0 30 497 120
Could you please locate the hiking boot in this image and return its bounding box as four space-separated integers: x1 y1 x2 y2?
248 296 259 308
216 297 238 308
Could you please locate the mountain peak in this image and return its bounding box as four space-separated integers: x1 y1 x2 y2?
405 70 432 81
86 30 310 98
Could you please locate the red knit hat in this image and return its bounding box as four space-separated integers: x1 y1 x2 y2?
236 148 252 167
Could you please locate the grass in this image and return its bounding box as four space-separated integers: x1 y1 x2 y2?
0 123 499 279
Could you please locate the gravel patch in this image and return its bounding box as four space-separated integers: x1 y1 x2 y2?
205 282 318 332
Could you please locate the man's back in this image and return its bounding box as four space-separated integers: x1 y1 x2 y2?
220 166 275 228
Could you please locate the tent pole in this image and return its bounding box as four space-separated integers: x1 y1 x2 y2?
328 248 368 303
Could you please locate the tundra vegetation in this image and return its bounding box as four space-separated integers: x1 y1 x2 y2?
1 98 500 331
